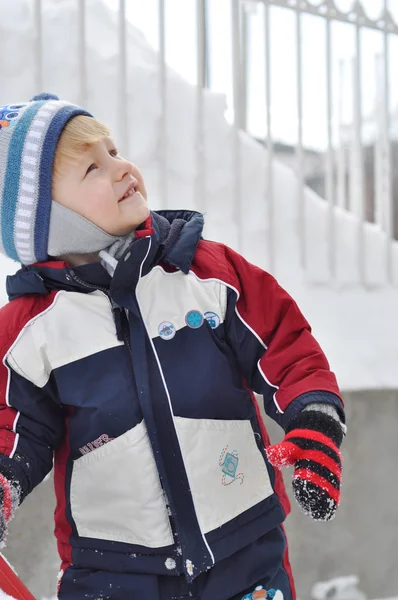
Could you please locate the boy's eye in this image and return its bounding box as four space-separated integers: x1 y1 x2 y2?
86 164 97 175
85 149 118 175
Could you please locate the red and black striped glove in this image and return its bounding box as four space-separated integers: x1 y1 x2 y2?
266 408 343 521
0 473 19 545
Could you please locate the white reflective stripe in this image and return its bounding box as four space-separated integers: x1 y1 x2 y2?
16 232 30 240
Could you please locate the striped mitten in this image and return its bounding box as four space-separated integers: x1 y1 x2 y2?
266 406 344 521
0 473 19 545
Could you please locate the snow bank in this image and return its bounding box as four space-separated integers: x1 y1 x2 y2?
0 0 397 391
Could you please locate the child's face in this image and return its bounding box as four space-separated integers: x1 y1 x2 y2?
52 136 149 236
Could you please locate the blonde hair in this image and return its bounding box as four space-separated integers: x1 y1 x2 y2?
53 115 110 176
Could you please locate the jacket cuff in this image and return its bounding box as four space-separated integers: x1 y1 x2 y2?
281 391 345 431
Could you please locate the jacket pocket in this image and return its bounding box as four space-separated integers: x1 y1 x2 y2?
70 420 173 547
175 417 274 534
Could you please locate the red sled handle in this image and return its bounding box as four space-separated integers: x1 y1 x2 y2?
0 553 36 600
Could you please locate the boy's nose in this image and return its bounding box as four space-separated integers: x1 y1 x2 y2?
114 158 133 182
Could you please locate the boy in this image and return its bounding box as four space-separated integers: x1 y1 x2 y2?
0 93 345 600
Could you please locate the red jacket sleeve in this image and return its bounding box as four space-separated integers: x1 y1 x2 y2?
219 245 344 428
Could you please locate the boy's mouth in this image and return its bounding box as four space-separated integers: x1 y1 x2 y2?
119 181 139 202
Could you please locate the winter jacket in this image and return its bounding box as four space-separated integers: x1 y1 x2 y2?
0 210 344 582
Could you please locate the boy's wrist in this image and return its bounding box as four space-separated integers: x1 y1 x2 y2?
281 391 345 433
302 402 347 436
286 407 344 448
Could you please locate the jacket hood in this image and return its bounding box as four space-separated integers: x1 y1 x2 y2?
6 209 204 301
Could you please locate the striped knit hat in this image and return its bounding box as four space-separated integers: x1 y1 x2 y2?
0 93 92 265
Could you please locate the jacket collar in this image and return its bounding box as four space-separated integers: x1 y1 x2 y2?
6 210 204 301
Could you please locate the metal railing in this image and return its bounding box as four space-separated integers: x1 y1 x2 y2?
234 0 398 284
26 1 398 286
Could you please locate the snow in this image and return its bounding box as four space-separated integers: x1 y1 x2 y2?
0 592 16 600
0 0 396 394
165 557 176 570
1 0 396 393
185 559 194 577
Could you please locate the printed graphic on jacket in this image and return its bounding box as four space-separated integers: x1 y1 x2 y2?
241 586 282 600
219 445 244 486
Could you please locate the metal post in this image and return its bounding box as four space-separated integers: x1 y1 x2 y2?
383 0 393 284
241 4 249 132
158 0 168 208
35 0 43 92
195 0 207 213
353 8 365 283
78 0 87 107
296 2 306 270
118 0 128 157
264 1 275 274
231 0 243 251
337 59 347 211
374 54 383 229
325 2 335 279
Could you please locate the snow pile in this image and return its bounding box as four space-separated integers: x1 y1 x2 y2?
0 592 16 600
0 2 396 399
311 576 398 600
312 576 367 600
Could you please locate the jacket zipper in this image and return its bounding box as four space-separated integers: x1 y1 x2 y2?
69 261 180 562
66 268 109 295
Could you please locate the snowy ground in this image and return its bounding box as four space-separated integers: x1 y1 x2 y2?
1 576 396 600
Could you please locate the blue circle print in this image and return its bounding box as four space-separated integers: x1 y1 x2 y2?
185 310 204 329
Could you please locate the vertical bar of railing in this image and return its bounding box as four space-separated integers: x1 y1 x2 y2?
118 0 128 158
231 0 243 251
374 54 383 228
158 0 168 208
264 1 275 274
325 5 335 279
241 5 249 132
337 59 347 210
296 3 306 270
353 13 365 283
383 1 393 284
78 0 87 107
35 0 43 92
195 0 207 213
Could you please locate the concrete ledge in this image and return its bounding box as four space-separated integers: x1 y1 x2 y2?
3 390 397 598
